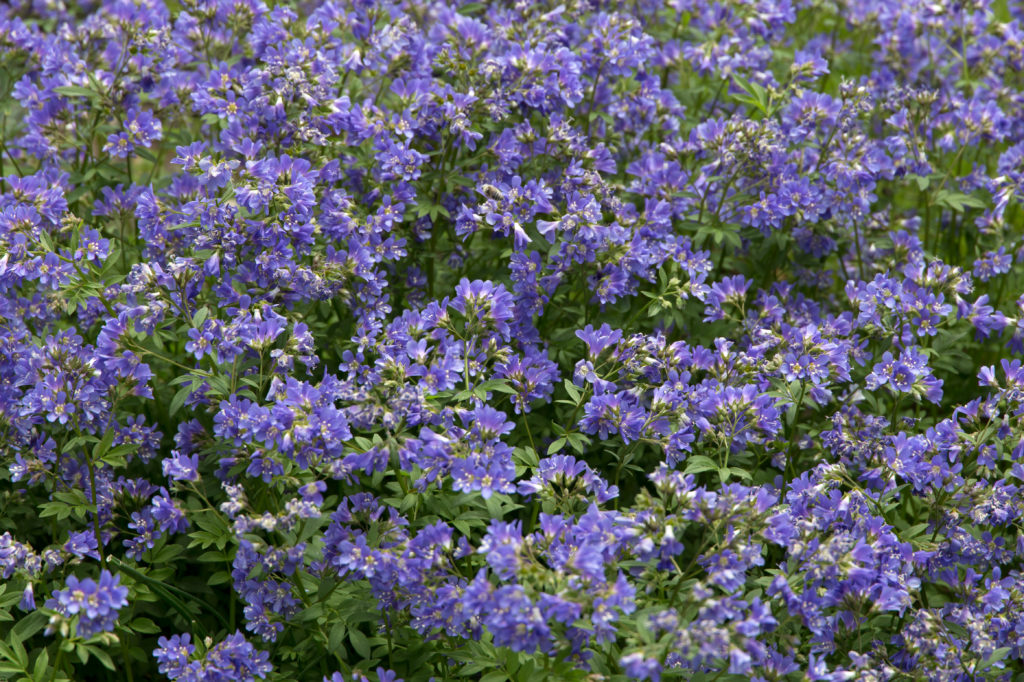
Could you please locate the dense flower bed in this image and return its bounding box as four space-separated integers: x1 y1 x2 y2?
2 0 1024 680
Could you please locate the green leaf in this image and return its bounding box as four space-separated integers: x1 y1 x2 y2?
565 432 588 454
93 428 116 460
100 443 140 468
513 446 539 467
207 571 231 586
328 623 347 652
0 641 20 668
31 648 49 682
192 306 210 327
480 672 509 682
547 437 567 455
348 629 371 659
935 189 987 212
730 75 770 116
169 383 194 417
562 379 581 402
12 611 48 643
726 467 752 481
63 434 98 454
683 455 718 475
82 645 115 671
54 85 101 100
981 646 1011 668
8 633 27 670
130 617 161 634
900 522 930 539
475 378 516 394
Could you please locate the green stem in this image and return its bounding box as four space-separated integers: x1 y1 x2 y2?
49 645 64 682
852 220 865 281
426 136 451 300
86 457 107 571
522 414 536 453
889 394 903 431
814 123 840 173
125 340 213 376
992 271 1009 311
705 76 729 116
784 383 807 480
109 557 221 634
386 612 394 669
121 634 135 682
584 60 605 138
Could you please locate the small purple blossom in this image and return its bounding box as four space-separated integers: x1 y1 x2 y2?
46 571 129 638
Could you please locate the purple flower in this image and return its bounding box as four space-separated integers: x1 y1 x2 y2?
517 454 618 504
575 323 623 359
185 321 221 362
63 531 99 560
620 653 661 681
46 571 129 638
579 392 647 443
162 453 199 482
154 631 271 681
19 584 35 611
104 109 162 158
448 279 515 339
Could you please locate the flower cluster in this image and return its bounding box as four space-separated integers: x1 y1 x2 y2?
45 570 129 639
2 0 1024 680
154 632 272 682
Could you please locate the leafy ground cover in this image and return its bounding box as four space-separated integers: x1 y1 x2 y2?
2 0 1024 680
